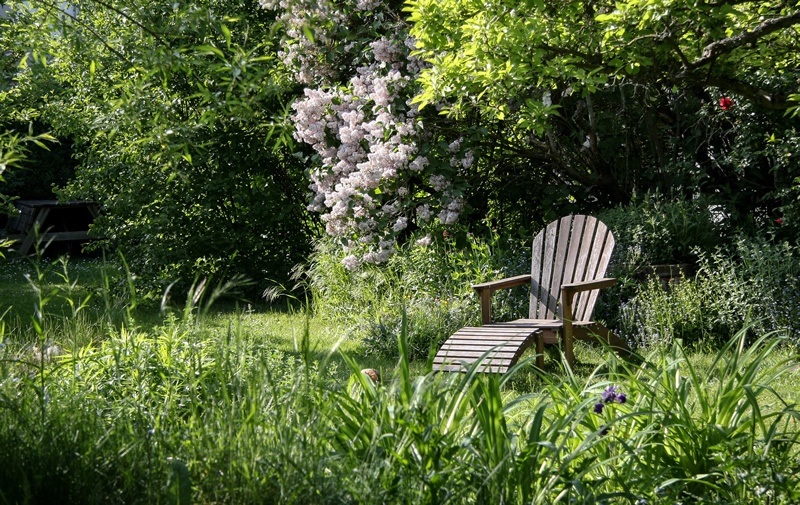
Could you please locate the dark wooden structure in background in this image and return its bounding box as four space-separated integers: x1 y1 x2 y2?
6 200 98 255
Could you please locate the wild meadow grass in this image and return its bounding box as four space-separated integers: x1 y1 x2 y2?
0 254 799 504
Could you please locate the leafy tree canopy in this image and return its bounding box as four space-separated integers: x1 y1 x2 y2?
411 0 800 116
408 0 800 231
1 0 317 296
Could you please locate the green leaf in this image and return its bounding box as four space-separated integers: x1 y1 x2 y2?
221 24 232 50
302 25 315 44
166 458 192 505
195 45 224 57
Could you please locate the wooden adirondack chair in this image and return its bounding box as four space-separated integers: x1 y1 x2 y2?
433 215 630 373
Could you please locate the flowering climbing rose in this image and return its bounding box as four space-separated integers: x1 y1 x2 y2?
261 0 474 267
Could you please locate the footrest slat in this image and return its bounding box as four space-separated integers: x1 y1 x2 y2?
433 325 542 374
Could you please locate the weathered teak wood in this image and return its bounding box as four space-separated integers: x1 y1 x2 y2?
433 326 542 374
433 215 631 373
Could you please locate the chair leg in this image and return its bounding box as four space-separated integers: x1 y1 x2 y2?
536 332 544 369
561 289 577 370
561 317 576 370
564 330 574 370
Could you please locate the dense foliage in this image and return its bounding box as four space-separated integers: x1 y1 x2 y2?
408 0 800 234
1 266 798 504
257 0 800 268
3 0 799 279
0 0 315 294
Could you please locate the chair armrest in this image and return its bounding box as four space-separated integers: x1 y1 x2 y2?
471 275 531 325
560 277 616 296
560 277 616 324
472 274 531 293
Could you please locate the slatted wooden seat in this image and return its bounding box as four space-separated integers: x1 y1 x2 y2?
433 215 630 373
434 326 543 374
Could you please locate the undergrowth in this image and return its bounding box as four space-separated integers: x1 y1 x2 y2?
304 232 530 360
0 252 799 504
611 236 800 349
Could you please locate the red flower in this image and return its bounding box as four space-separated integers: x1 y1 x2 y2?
719 97 734 110
776 218 783 224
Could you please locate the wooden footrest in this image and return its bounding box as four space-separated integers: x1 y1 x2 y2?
433 326 542 374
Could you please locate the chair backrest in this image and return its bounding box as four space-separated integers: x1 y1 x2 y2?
529 215 615 321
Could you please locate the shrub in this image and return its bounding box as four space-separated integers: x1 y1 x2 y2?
598 193 724 265
306 230 531 359
615 277 713 348
2 0 316 298
699 236 800 342
613 235 800 348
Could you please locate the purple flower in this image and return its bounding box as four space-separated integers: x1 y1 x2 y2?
593 402 605 414
599 425 610 436
601 385 619 403
616 393 627 404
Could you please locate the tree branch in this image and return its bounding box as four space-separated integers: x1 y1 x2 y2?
86 0 170 48
33 0 126 60
699 0 765 8
683 10 800 73
535 43 604 67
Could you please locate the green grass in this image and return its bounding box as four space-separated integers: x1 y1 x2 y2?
0 255 406 378
1 254 799 504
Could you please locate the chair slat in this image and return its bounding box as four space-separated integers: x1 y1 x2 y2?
453 328 535 335
489 319 563 328
435 362 515 370
529 228 545 318
575 221 609 320
442 336 530 344
536 220 559 318
435 349 518 358
568 216 597 321
439 348 522 356
438 364 510 374
434 356 514 365
546 216 573 318
578 225 615 321
559 215 586 317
